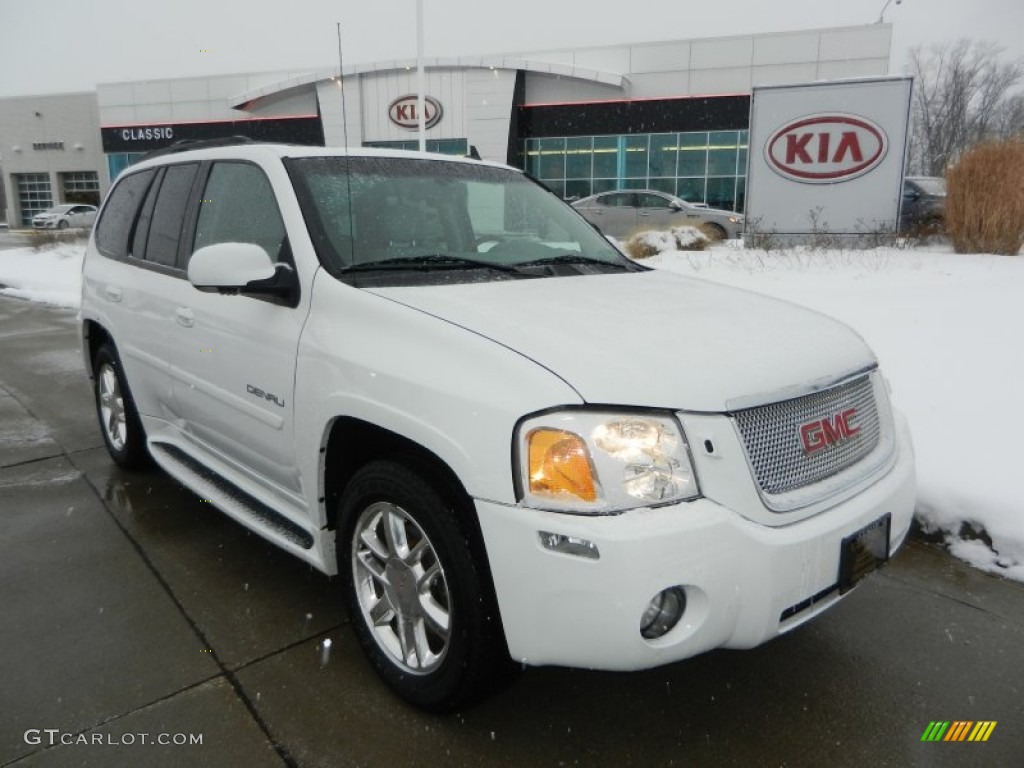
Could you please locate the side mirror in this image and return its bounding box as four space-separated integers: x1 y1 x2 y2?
188 242 296 300
670 200 684 211
189 243 275 288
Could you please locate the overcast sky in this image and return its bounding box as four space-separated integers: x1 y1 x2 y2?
1 0 1022 99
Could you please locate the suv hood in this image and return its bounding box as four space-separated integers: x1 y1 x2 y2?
368 271 874 412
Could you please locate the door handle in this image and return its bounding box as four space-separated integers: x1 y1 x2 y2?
175 308 195 328
639 212 652 217
104 285 123 303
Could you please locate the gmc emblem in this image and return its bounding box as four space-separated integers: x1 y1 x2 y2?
800 408 860 454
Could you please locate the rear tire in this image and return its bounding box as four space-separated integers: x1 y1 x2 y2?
338 460 513 711
93 343 149 469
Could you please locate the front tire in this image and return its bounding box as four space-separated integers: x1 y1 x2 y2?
338 460 511 711
93 343 149 469
57 220 69 230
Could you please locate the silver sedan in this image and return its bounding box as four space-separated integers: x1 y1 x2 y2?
572 190 743 240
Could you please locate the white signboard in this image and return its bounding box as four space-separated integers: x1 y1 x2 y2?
746 77 913 235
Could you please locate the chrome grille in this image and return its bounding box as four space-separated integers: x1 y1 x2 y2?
734 375 881 496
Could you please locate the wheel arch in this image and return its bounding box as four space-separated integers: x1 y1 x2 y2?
322 416 478 538
82 319 113 379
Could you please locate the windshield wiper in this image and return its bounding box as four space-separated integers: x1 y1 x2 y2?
340 254 527 275
514 254 636 271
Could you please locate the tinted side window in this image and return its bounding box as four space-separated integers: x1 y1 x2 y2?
94 169 155 260
145 163 199 268
636 193 671 209
600 193 635 208
193 163 286 261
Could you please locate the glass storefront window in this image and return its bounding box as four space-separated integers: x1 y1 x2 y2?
592 136 619 179
708 148 738 177
565 136 592 180
623 135 648 179
538 137 566 180
521 128 749 210
648 134 678 178
564 179 592 201
677 177 706 204
706 177 736 210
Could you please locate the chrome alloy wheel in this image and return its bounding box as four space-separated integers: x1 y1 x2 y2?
351 501 452 674
98 363 127 451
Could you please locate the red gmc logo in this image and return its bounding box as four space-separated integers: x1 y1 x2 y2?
765 114 887 183
388 95 443 130
800 409 860 454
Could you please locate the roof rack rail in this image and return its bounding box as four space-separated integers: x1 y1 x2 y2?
138 135 260 161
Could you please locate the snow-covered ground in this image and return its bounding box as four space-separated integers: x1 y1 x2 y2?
2 238 1022 583
0 242 84 307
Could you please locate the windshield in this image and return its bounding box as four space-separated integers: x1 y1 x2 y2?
286 155 641 286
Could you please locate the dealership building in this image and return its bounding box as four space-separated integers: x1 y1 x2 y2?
0 23 892 227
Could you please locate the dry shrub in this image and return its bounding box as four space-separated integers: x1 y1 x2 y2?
623 226 708 259
30 228 90 251
946 139 1024 255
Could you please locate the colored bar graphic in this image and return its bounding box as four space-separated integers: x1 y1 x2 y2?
921 721 996 742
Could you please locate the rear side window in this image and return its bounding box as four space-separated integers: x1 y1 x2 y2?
144 163 199 268
193 162 286 261
94 169 155 260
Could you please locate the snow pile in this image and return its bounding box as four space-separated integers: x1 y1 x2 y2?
645 245 1024 583
625 226 708 258
0 243 85 308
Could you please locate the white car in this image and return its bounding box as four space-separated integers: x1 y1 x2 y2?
32 203 98 230
80 141 915 711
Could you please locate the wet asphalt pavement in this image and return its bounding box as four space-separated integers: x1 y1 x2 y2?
1 296 1022 767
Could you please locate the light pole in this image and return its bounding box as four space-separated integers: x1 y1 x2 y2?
876 0 902 24
416 0 426 152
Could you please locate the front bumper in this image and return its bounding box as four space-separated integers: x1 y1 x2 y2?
32 219 58 229
476 415 915 671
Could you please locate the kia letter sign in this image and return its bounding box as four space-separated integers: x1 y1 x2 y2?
745 77 913 236
388 95 443 130
765 114 888 184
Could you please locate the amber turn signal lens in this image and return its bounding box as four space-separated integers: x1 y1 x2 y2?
528 429 598 503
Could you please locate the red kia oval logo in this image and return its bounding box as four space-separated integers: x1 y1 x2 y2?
765 114 888 183
388 95 443 130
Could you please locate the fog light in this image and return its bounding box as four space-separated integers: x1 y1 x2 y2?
640 587 686 639
538 531 600 559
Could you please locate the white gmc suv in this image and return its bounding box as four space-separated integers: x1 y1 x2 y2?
80 141 916 711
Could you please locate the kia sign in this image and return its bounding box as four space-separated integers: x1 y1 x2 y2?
745 77 913 237
388 95 443 130
765 114 887 183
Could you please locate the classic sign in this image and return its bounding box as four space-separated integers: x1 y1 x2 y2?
765 114 888 183
388 95 443 130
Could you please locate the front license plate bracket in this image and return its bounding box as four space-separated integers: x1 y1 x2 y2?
839 513 891 594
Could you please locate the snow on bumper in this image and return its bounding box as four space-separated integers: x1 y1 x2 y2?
476 418 915 671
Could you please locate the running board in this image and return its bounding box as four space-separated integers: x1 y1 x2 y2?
150 442 314 550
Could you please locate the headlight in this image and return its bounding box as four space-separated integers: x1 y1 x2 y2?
516 410 699 514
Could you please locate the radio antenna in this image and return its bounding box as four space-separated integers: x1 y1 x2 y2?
336 22 350 150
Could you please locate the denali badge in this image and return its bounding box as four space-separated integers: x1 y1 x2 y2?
247 384 285 408
800 408 860 454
